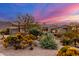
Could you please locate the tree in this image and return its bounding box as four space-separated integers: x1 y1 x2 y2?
12 14 41 34
17 14 37 33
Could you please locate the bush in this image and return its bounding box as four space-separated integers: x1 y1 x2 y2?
4 35 21 48
57 30 79 47
3 35 17 48
29 29 42 37
57 46 79 56
61 37 72 46
40 32 57 49
0 28 10 35
3 33 36 50
5 28 10 35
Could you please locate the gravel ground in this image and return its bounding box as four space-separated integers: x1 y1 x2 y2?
0 45 57 56
0 40 57 56
0 35 61 56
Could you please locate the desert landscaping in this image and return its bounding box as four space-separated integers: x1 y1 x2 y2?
0 14 79 56
0 3 79 56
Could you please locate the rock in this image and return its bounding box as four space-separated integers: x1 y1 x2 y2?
33 40 41 47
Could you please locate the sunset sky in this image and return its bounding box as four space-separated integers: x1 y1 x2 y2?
0 3 79 24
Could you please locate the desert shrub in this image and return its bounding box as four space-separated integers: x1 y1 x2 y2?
29 29 42 37
3 35 17 48
5 28 10 35
0 30 5 35
0 28 10 35
40 32 57 49
61 37 72 46
61 31 79 46
57 46 79 56
3 35 22 49
3 33 36 50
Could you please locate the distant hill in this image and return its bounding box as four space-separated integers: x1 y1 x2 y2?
0 21 12 30
41 21 79 29
0 20 79 30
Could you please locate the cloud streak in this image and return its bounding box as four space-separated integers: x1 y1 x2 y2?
0 3 79 24
38 4 79 24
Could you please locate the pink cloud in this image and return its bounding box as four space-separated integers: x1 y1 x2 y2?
39 4 79 24
33 4 46 20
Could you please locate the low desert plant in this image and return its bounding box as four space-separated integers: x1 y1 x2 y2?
29 29 42 37
40 32 57 49
57 46 79 56
3 33 37 50
61 37 72 46
0 28 10 35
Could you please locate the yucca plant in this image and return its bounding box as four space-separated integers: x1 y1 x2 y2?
40 32 57 49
